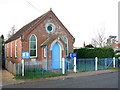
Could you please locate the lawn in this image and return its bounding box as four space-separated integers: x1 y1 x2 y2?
14 71 67 79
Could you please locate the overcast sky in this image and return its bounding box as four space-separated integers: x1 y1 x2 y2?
0 0 119 47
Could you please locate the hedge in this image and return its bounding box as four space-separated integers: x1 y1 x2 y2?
74 47 114 59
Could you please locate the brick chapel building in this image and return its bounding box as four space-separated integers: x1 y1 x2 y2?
5 9 75 71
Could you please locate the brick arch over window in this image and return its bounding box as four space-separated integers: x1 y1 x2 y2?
29 34 37 57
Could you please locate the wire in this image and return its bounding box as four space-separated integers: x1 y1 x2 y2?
25 0 41 12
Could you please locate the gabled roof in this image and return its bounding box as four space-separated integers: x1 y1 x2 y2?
40 34 58 47
5 9 74 43
5 10 50 43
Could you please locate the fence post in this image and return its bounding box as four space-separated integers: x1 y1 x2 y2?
62 58 65 74
74 57 77 73
113 57 115 68
22 59 24 76
95 57 98 71
105 58 107 69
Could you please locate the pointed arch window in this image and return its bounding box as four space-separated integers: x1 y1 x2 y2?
29 34 37 57
63 37 68 56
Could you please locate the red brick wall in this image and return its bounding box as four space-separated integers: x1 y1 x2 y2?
5 37 22 63
5 11 74 63
114 43 120 50
22 11 74 61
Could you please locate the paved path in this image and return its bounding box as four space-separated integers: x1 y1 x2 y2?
2 69 24 85
3 71 118 88
2 68 118 86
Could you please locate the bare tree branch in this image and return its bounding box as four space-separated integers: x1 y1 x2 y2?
91 28 106 47
7 25 16 40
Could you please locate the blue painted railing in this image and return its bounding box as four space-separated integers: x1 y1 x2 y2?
65 58 119 72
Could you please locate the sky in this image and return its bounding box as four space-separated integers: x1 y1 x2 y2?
0 0 119 47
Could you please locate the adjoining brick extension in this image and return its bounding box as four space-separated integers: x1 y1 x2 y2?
5 37 22 63
5 9 75 75
114 43 120 51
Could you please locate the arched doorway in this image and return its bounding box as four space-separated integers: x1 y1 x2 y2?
52 42 61 69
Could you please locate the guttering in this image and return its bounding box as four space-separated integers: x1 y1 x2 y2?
5 35 21 43
46 45 48 71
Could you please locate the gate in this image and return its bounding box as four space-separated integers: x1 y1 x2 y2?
97 58 116 70
65 59 74 73
76 58 95 72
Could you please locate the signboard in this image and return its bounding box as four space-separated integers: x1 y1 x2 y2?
69 53 77 59
22 52 29 59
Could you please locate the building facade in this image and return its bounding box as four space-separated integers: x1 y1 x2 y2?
5 10 75 73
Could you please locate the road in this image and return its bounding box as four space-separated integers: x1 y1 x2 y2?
2 71 118 88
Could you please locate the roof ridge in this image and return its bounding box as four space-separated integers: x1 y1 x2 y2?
23 10 50 34
6 10 52 43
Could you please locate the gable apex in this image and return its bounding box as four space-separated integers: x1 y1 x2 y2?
6 9 74 43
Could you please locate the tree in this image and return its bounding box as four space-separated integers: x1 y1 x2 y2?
106 35 117 48
85 44 94 48
7 25 16 39
91 29 106 47
91 38 98 47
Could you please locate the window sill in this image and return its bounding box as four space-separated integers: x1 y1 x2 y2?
30 56 37 59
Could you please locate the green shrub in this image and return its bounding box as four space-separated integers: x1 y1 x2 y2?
114 54 120 58
74 47 114 59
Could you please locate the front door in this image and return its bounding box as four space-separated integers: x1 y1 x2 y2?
52 42 60 69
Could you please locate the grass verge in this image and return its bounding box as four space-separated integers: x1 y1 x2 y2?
110 67 120 70
14 72 67 79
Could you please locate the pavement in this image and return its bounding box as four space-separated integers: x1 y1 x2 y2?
1 68 118 86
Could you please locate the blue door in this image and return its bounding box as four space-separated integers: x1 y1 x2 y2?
52 42 60 69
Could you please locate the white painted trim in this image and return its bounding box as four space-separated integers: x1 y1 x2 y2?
50 39 64 51
45 23 55 33
29 34 37 58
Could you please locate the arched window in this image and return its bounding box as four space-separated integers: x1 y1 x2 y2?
29 34 37 57
63 37 68 57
